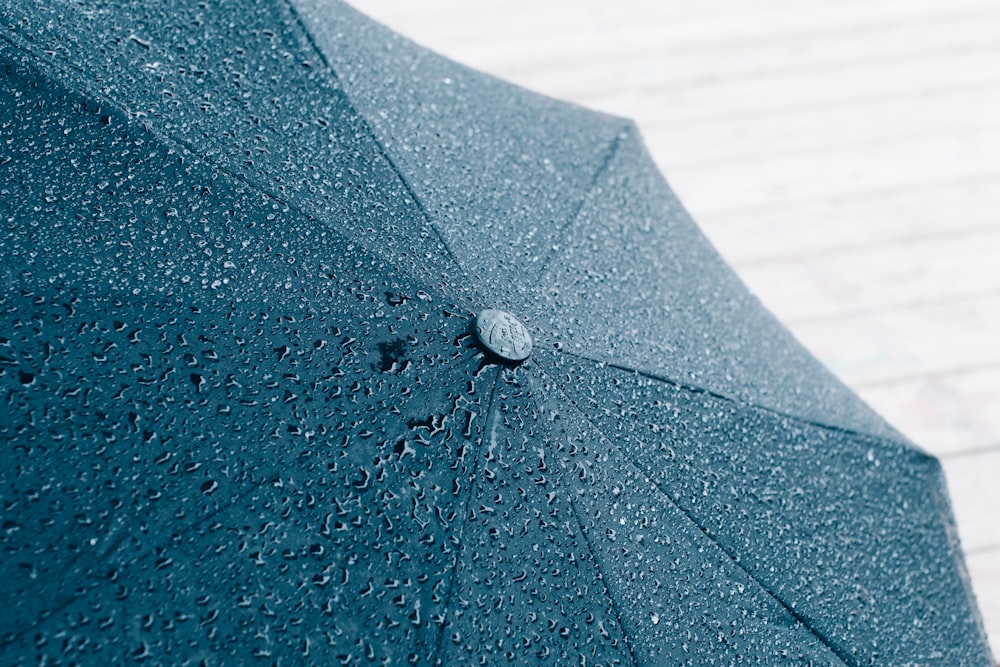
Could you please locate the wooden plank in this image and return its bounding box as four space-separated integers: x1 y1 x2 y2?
580 47 1000 128
787 293 1000 387
647 86 1000 168
524 38 1000 122
942 450 1000 553
671 126 1000 215
697 176 1000 264
858 367 1000 456
501 13 1000 91
356 0 1000 72
732 228 1000 322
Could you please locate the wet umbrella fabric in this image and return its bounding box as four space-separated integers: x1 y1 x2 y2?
0 0 991 665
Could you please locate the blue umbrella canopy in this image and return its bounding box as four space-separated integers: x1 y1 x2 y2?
0 0 992 664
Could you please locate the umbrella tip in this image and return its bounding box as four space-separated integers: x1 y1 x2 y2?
474 309 532 363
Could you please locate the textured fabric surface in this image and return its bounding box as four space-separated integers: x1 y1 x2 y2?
0 1 991 664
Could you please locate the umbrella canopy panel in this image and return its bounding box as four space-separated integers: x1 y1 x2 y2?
0 49 483 663
294 0 905 443
0 49 843 666
0 0 993 665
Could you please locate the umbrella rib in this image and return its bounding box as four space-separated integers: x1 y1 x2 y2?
431 364 502 659
0 32 336 263
533 123 634 285
4 470 282 644
0 29 464 288
556 348 920 454
3 345 480 646
280 0 465 277
566 499 642 667
529 359 855 666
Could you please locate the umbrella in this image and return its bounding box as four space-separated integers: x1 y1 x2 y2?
0 0 992 664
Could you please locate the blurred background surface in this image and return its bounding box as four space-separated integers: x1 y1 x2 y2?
352 0 1000 654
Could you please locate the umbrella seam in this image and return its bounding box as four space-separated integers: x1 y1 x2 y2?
280 0 465 277
3 470 283 644
530 358 855 666
532 123 635 284
0 29 463 295
89 353 474 651
0 32 347 260
0 324 478 644
566 499 641 667
282 0 636 298
431 364 502 661
0 31 497 652
558 348 925 455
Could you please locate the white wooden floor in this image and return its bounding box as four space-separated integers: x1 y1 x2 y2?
352 0 1000 655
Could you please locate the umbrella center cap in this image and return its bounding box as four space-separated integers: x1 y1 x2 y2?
475 309 532 362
